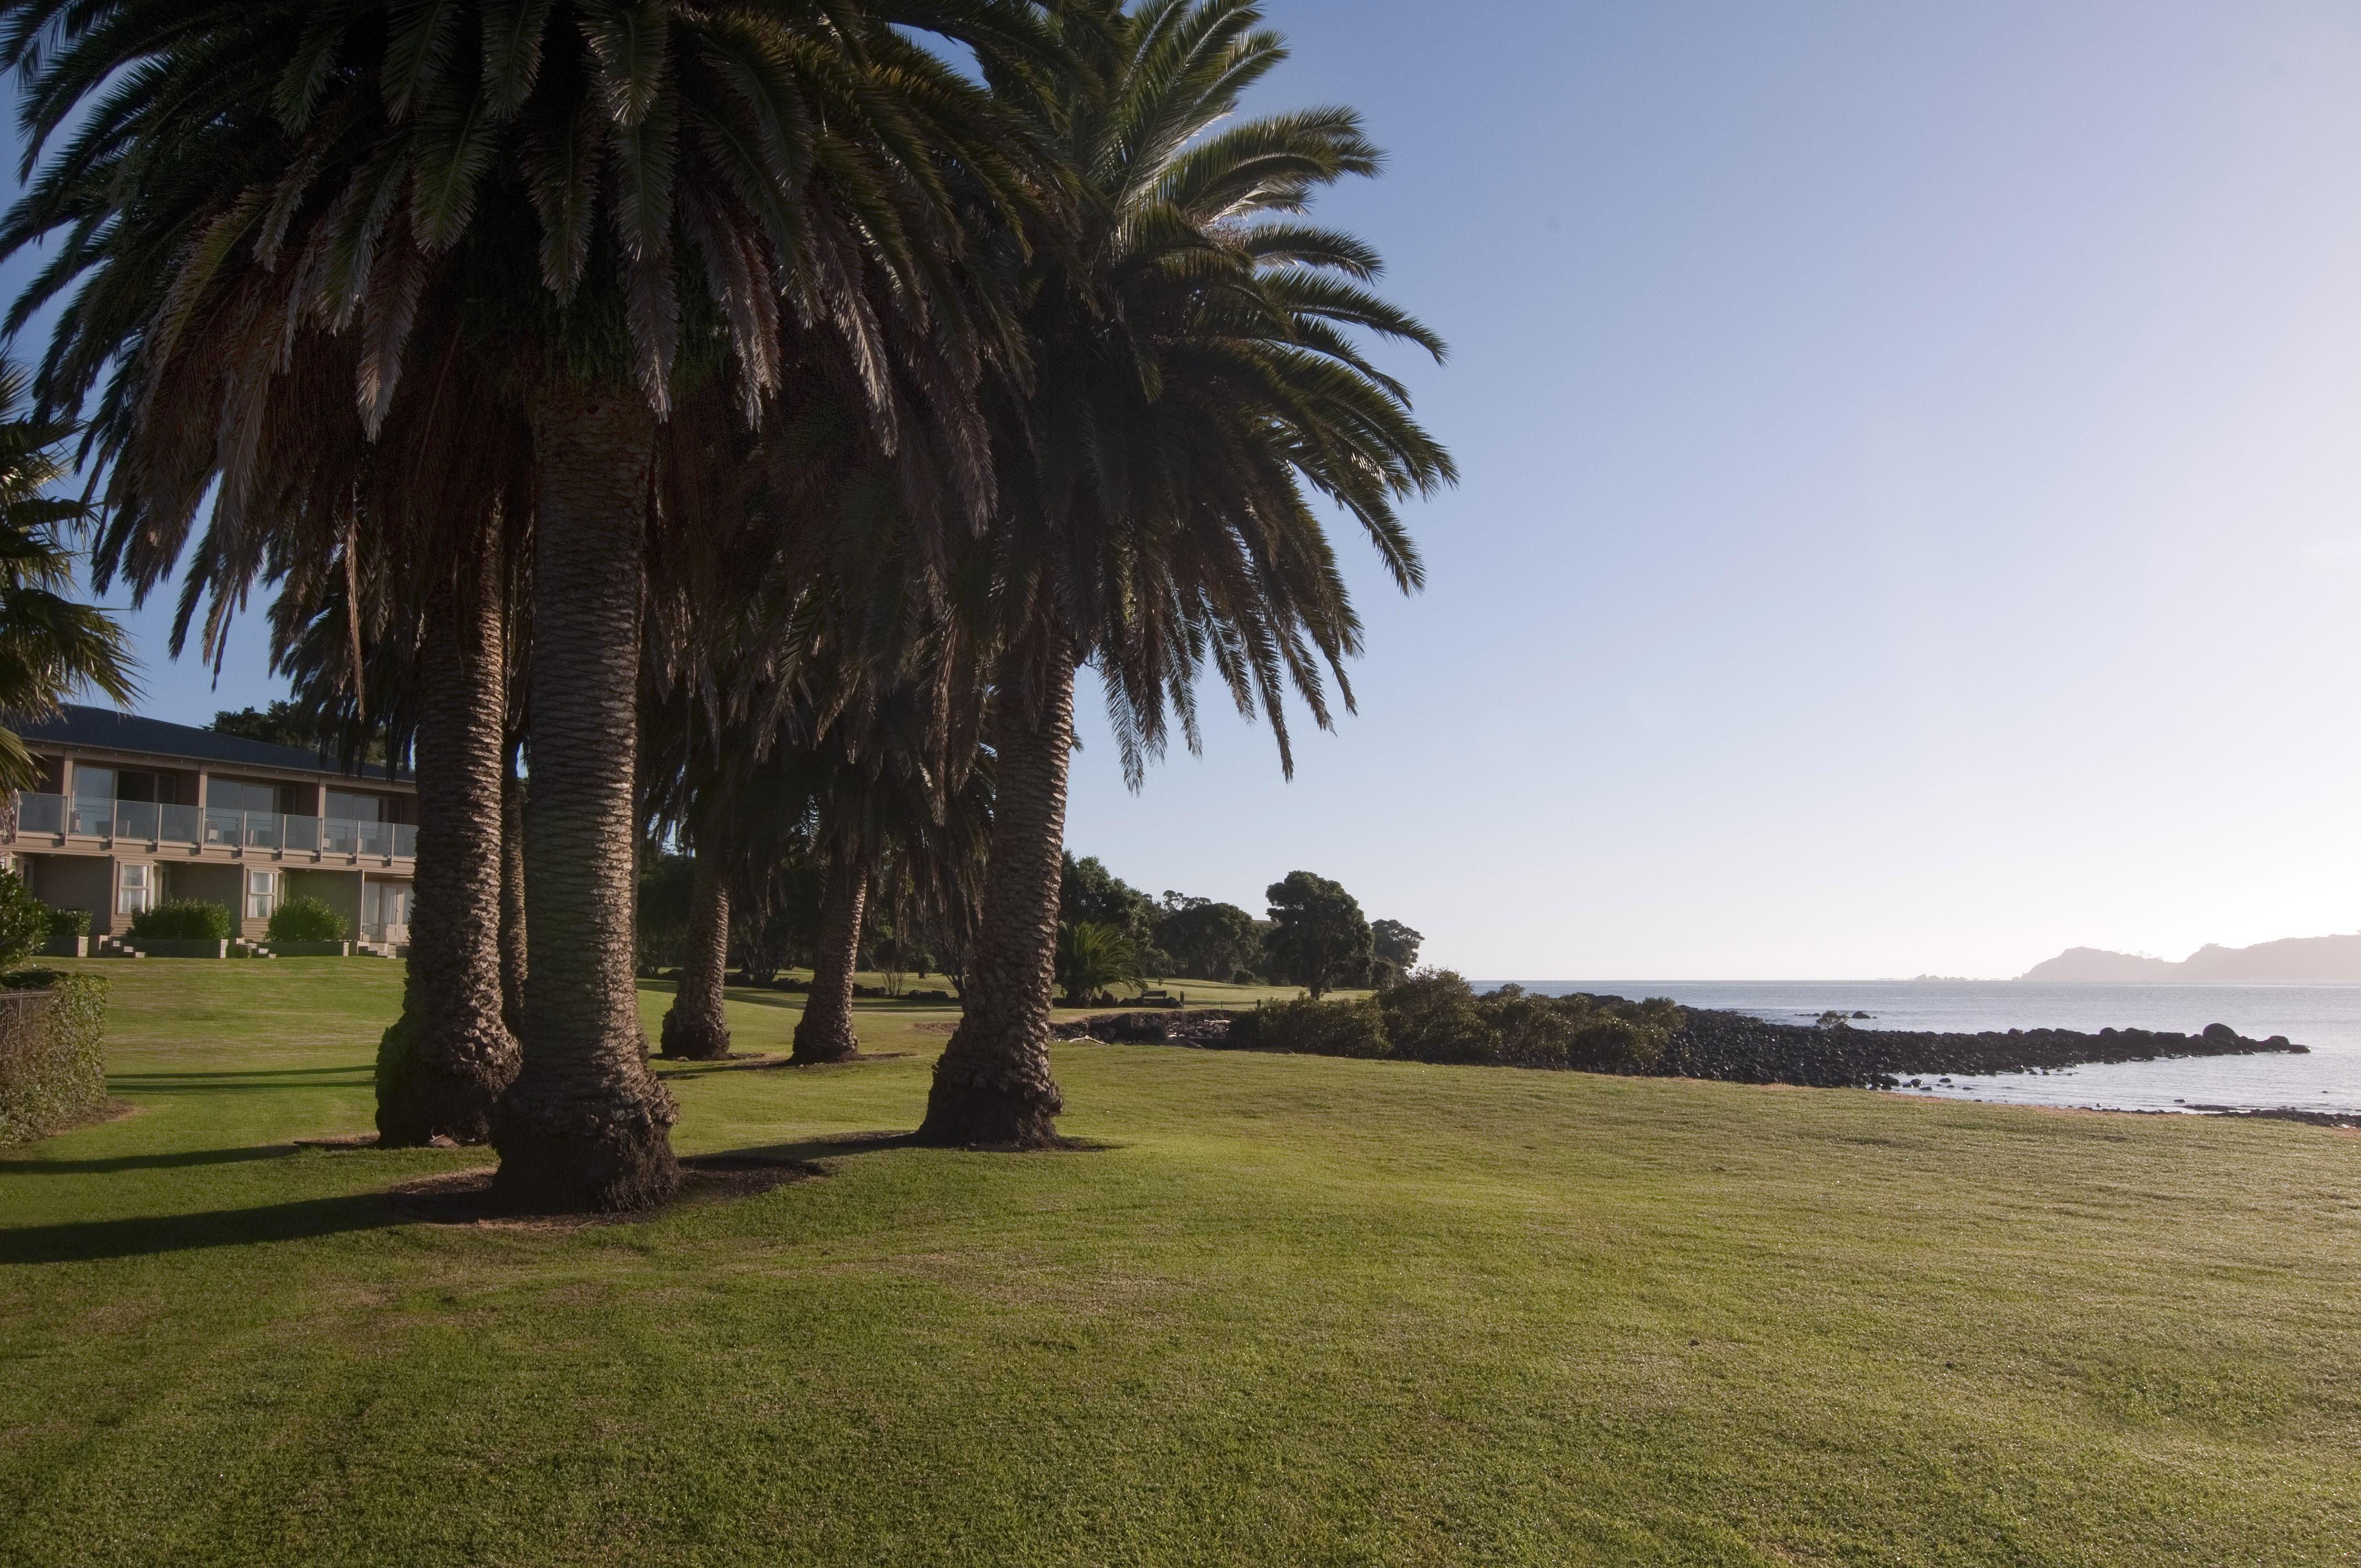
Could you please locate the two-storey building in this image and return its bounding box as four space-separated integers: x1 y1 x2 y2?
2 705 417 947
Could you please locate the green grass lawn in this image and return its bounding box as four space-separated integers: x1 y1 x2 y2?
2 960 2357 1566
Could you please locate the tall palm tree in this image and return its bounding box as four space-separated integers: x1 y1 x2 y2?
3 0 1056 1210
918 0 1452 1145
257 371 536 1146
791 689 992 1063
0 360 135 797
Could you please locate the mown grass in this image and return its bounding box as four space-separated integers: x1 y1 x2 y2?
2 959 2356 1566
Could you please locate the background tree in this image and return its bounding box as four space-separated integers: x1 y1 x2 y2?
1261 870 1372 999
1370 918 1423 985
1060 854 1159 955
1154 893 1259 981
0 361 133 794
210 703 322 752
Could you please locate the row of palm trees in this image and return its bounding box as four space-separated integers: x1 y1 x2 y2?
0 0 1452 1211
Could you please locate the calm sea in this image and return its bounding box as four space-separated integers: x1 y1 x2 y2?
1482 981 2361 1114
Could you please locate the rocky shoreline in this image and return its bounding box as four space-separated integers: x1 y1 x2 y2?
1655 1009 2303 1090
1054 1002 2308 1092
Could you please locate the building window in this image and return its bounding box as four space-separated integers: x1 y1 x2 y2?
246 869 275 921
208 778 289 815
117 863 151 916
324 790 384 824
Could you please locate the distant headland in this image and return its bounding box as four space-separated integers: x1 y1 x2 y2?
2020 933 2361 983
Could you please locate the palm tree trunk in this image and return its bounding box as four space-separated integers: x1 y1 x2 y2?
491 380 679 1211
917 641 1071 1146
499 741 527 1033
374 521 520 1146
792 855 867 1064
660 850 732 1059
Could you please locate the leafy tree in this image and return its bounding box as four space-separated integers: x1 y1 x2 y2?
1061 855 1158 946
0 869 48 968
1155 894 1260 981
1055 921 1143 1006
1261 870 1372 999
1370 918 1423 984
635 854 698 975
0 362 134 794
921 0 1452 1148
211 704 318 750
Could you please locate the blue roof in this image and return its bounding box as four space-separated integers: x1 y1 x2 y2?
12 705 408 783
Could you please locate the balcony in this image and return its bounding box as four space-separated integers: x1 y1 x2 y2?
10 793 415 861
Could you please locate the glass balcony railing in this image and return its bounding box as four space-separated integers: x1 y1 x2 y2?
8 792 414 859
16 792 62 835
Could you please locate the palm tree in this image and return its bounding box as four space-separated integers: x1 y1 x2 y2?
1055 920 1140 1006
257 387 536 1146
791 703 992 1063
0 360 135 798
4 0 1056 1210
917 0 1453 1146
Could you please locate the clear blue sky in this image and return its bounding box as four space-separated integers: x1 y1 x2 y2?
16 1 2361 978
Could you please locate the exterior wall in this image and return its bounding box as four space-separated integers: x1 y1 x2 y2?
25 853 117 935
6 740 419 935
164 862 242 930
283 868 363 940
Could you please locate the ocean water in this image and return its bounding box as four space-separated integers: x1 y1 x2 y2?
1485 981 2361 1114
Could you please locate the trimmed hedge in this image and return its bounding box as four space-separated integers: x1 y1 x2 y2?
268 896 349 943
0 970 107 1145
130 899 235 940
42 904 90 937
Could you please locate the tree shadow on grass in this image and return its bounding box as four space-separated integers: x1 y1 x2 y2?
723 1130 1122 1163
0 1144 304 1175
0 1188 400 1264
111 1066 374 1082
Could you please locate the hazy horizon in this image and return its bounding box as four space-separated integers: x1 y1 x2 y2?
13 1 2361 979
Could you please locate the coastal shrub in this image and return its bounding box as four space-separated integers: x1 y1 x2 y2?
1231 994 1389 1058
42 904 90 938
130 900 234 941
1217 971 1682 1076
0 970 107 1144
1379 970 1500 1063
267 896 348 944
0 870 48 967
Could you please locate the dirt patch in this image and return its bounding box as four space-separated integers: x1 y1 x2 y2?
387 1151 822 1229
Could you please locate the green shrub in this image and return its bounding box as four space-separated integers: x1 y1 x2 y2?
1378 970 1500 1064
0 870 48 967
267 896 349 943
42 904 90 938
1231 994 1390 1058
130 900 234 941
0 970 107 1144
